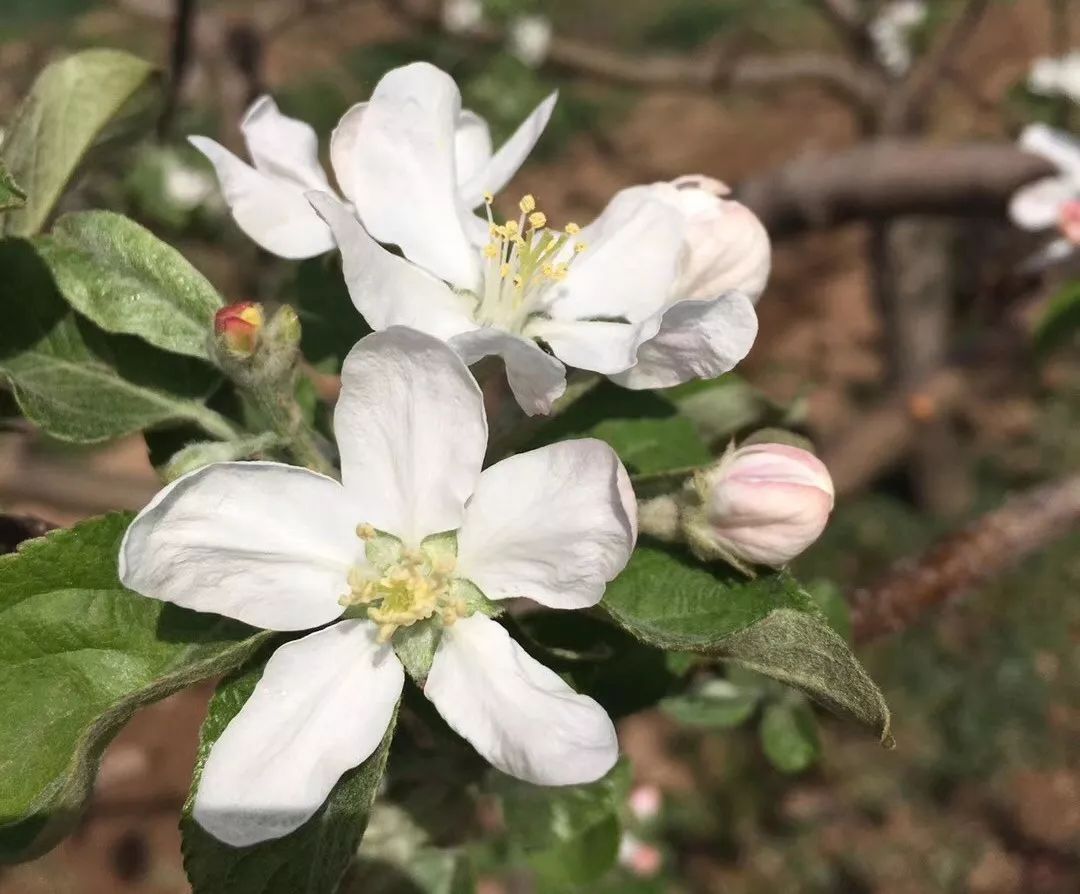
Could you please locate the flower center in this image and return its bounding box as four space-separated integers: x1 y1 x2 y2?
341 524 468 643
472 193 588 331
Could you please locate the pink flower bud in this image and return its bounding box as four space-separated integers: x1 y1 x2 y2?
658 174 771 304
214 302 264 358
701 443 834 567
628 783 663 821
1060 199 1080 244
618 834 663 878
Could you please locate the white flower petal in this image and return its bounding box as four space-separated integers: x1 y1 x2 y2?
330 64 480 290
189 136 335 259
1019 124 1080 179
193 620 402 847
334 328 487 545
527 316 660 375
611 292 758 390
1009 176 1076 231
457 92 557 210
449 327 567 416
309 191 477 340
242 96 331 191
119 462 357 631
455 109 493 189
424 613 618 785
456 439 635 609
542 186 685 322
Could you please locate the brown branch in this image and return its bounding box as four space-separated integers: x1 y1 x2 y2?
736 141 1056 238
850 473 1080 643
808 0 880 69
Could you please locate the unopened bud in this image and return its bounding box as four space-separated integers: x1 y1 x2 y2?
265 304 302 351
214 302 263 358
658 174 771 304
628 784 662 822
618 834 663 878
1059 199 1080 244
687 443 834 568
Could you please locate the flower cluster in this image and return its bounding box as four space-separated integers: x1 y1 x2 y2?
117 61 836 851
1010 124 1080 269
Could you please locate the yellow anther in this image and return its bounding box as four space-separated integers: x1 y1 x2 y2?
565 222 580 235
512 274 524 289
574 242 588 254
528 211 547 230
505 220 520 234
356 523 377 541
483 191 494 204
519 194 536 213
376 624 397 644
482 243 499 259
499 263 510 278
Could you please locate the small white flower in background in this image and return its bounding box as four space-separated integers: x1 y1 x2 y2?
119 328 635 847
690 443 834 568
163 163 217 211
627 783 663 822
509 14 553 68
618 833 663 878
308 62 766 414
869 0 927 76
1010 124 1080 269
442 0 484 34
1028 52 1080 105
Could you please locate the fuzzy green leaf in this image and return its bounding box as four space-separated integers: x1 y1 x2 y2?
182 661 397 894
0 238 233 443
0 514 268 862
0 162 27 213
660 678 761 729
493 760 629 886
38 211 224 360
2 49 157 237
759 700 821 774
602 544 891 741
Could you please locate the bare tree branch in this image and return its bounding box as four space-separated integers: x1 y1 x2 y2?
736 142 1055 238
850 473 1080 642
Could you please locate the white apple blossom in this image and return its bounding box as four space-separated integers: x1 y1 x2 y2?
869 0 927 76
1028 52 1080 105
509 14 554 68
442 0 484 34
187 70 556 259
307 62 766 414
1010 124 1080 269
119 327 635 847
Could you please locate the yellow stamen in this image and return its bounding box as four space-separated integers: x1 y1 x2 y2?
565 222 580 235
528 211 547 230
483 191 494 204
519 194 536 213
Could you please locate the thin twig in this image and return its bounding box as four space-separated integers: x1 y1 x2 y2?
850 473 1080 642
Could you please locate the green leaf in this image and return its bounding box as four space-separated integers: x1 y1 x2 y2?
2 49 157 237
0 238 234 443
665 373 794 448
0 514 268 862
37 211 224 360
182 661 397 894
660 677 761 729
602 543 891 741
494 760 629 887
1034 279 1080 356
530 382 710 475
0 162 26 213
759 700 821 774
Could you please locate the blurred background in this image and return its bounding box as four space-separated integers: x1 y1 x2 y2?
2 0 1080 891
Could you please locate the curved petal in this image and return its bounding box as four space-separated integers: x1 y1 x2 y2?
450 327 567 416
655 177 771 303
456 439 635 609
424 613 618 785
528 315 660 375
1019 124 1080 179
335 328 487 545
1009 175 1076 231
309 192 477 340
611 291 758 390
542 186 685 322
330 65 480 290
193 620 403 847
455 109 493 189
458 92 557 210
188 136 334 258
119 462 358 631
242 96 331 191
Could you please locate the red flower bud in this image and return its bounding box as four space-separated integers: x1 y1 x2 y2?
214 302 264 358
